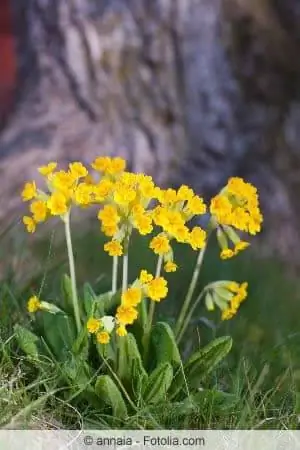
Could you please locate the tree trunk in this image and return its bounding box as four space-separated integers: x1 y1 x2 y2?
1 0 300 265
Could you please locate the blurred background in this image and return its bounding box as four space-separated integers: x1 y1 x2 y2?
1 0 300 407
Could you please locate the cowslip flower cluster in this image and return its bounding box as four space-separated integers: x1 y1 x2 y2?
205 281 248 320
21 161 91 232
22 157 263 343
210 177 263 259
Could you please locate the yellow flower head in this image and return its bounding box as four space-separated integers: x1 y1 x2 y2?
116 325 127 337
93 179 114 202
69 162 88 179
23 216 36 233
98 205 120 227
220 248 235 260
114 185 136 205
146 277 168 302
21 181 37 202
104 240 123 257
133 213 153 235
173 225 190 243
164 261 178 273
96 331 110 344
47 192 69 216
101 224 118 237
234 241 250 255
27 295 41 313
189 226 207 250
149 233 170 255
116 305 138 325
91 156 112 172
38 162 57 177
160 188 178 205
139 270 153 284
210 195 232 224
121 287 142 307
107 157 126 175
51 170 75 191
177 185 194 202
73 183 93 206
186 195 207 215
30 200 48 223
221 282 248 320
87 317 101 334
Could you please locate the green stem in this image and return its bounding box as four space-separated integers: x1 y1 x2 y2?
144 255 163 363
112 256 118 294
64 210 81 334
122 253 128 293
176 289 206 344
174 244 207 339
147 255 163 330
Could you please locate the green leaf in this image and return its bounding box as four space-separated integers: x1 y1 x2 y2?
83 283 97 317
189 389 239 413
14 325 40 359
142 362 173 404
151 322 181 367
97 290 121 314
72 325 88 357
123 333 148 399
61 274 73 310
95 375 127 418
38 314 76 361
185 336 232 388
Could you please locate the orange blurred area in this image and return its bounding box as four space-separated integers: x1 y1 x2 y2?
0 0 16 122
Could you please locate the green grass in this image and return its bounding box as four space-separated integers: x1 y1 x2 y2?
1 219 300 429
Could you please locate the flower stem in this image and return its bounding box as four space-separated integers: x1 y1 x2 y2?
122 253 128 293
174 244 207 340
176 289 206 344
144 255 163 363
64 210 81 334
112 256 118 294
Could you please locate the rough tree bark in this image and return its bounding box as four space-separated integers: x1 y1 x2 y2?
1 0 300 265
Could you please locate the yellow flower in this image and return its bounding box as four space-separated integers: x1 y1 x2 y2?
47 192 69 215
116 325 127 337
30 200 48 223
38 162 57 177
73 183 93 206
87 318 101 334
107 157 126 175
234 241 250 255
146 277 168 302
93 179 114 202
21 181 37 201
220 249 235 260
104 240 123 257
96 331 110 344
160 188 178 205
23 216 36 233
69 162 88 179
221 282 248 320
150 233 170 255
133 213 153 235
114 185 136 205
210 195 232 223
186 195 206 215
101 224 118 237
173 225 190 243
91 156 112 172
51 171 75 196
98 205 120 227
177 185 194 202
121 288 142 307
116 305 138 325
27 295 41 313
139 270 153 284
189 227 207 250
164 261 178 273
